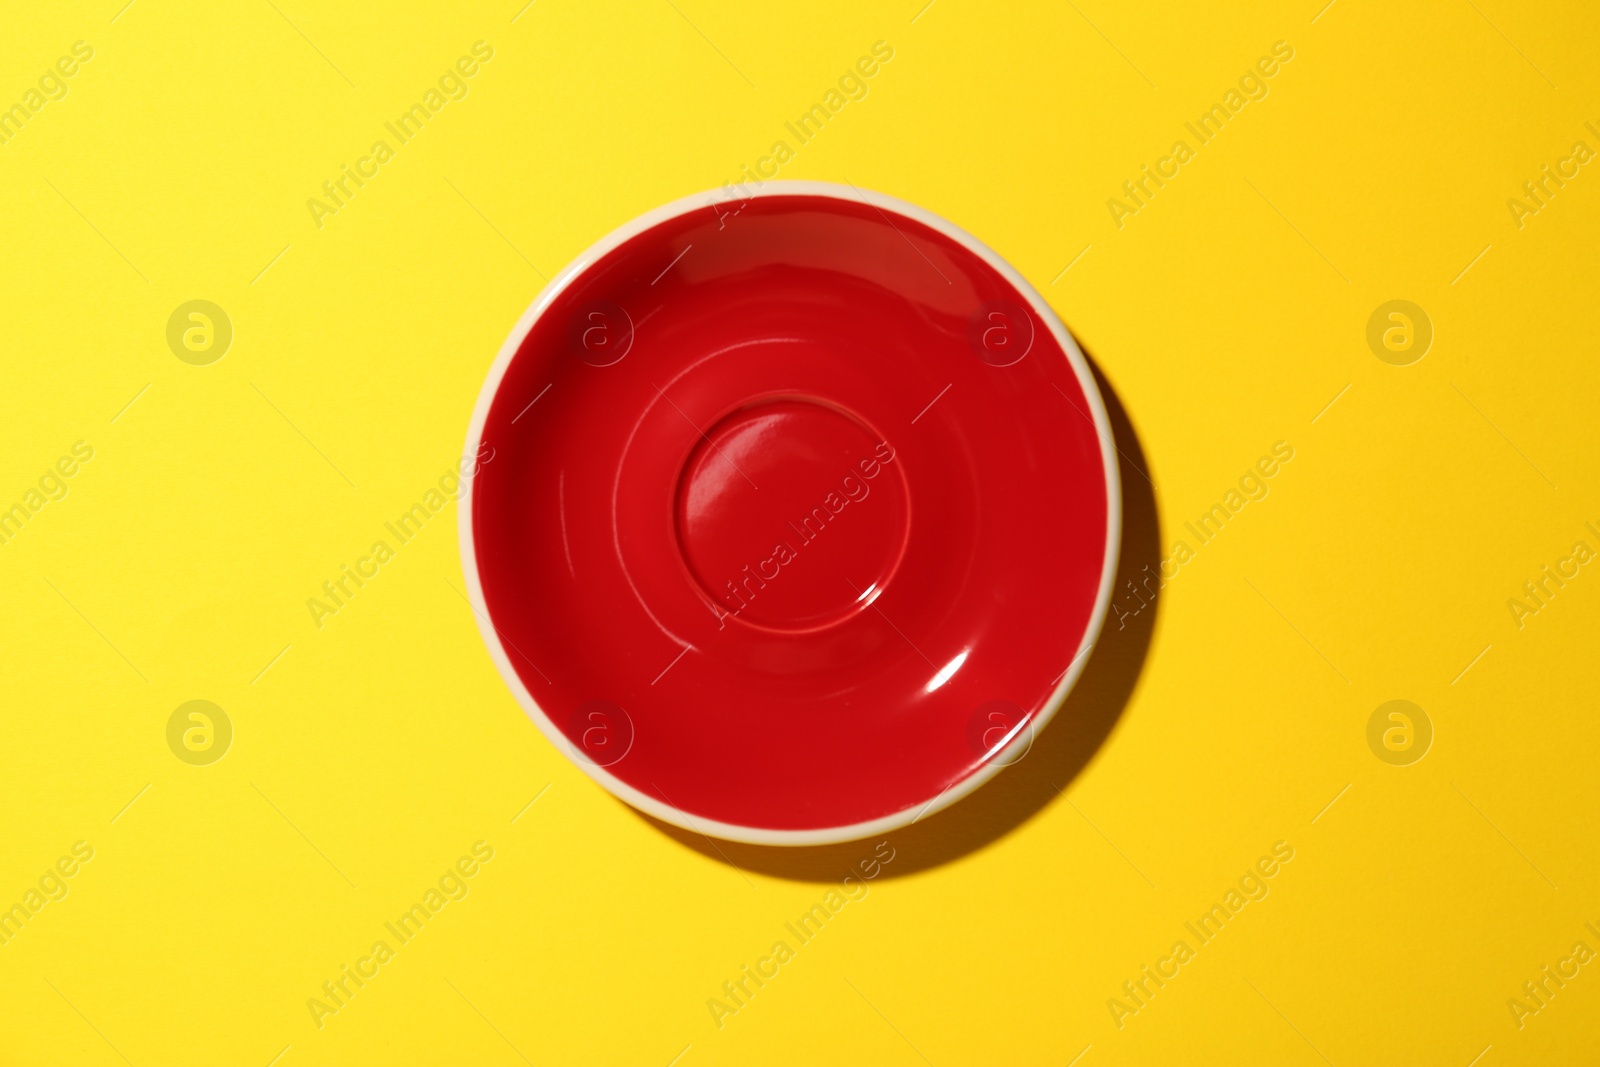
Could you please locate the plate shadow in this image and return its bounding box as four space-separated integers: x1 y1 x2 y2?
634 352 1161 881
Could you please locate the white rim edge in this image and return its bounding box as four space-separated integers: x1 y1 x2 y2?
458 180 1123 847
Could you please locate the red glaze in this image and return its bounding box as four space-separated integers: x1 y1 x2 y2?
468 190 1114 838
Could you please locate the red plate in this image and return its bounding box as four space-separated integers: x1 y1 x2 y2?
460 182 1119 845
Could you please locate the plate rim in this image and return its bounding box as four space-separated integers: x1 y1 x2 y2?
458 180 1123 846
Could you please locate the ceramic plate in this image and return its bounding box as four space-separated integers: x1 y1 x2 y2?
460 182 1120 845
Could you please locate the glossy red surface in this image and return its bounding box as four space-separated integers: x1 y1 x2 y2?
469 192 1112 835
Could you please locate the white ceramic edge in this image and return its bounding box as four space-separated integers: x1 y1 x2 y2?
458 179 1123 847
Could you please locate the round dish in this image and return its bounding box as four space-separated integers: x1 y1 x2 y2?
460 181 1120 846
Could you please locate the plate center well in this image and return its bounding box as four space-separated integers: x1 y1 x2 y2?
673 397 910 632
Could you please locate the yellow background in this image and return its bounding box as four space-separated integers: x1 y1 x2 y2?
3 1 1598 1064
